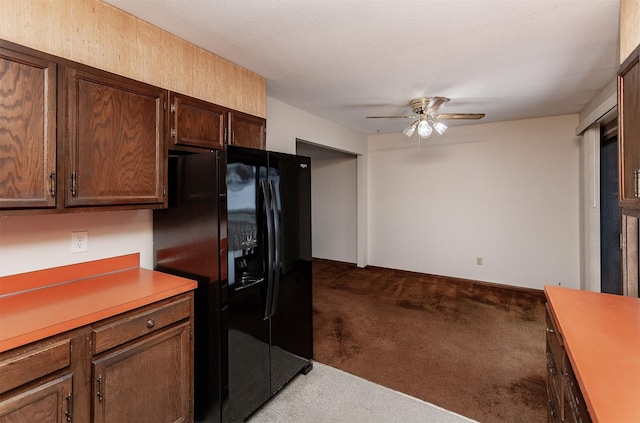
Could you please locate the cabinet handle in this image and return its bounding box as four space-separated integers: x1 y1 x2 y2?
171 127 176 138
634 169 639 198
146 319 155 329
50 171 56 197
65 392 72 422
546 328 555 334
231 130 235 145
71 172 77 197
96 375 103 401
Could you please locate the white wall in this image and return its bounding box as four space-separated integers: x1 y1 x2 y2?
266 96 368 267
367 115 581 290
266 97 367 155
296 143 358 263
0 210 153 276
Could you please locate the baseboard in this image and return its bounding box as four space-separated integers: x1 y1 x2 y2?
312 258 546 306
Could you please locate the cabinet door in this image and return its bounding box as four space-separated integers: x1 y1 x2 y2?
619 45 640 209
228 111 266 150
0 374 72 423
65 67 165 207
92 324 191 423
169 92 226 150
0 47 57 209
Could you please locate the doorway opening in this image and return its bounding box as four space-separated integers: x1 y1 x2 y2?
599 120 621 294
295 140 358 265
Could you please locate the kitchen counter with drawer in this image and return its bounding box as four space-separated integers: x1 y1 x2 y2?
544 285 640 423
0 253 196 352
0 253 197 422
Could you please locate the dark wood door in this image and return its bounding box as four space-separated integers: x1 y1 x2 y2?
601 135 622 294
0 375 72 423
619 44 640 210
65 67 165 207
0 47 57 209
169 92 226 151
228 111 266 150
92 324 191 423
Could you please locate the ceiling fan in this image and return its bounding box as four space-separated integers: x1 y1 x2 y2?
367 97 485 138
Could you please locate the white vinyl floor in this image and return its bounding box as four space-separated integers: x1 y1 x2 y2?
248 361 477 423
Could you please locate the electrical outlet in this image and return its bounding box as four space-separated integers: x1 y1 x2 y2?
71 231 88 253
476 257 483 266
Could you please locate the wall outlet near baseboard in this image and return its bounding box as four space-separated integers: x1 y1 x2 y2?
71 231 88 253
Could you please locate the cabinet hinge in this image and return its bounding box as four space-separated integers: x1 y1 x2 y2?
171 103 176 113
224 128 228 143
163 101 167 111
163 185 166 197
71 172 77 197
171 128 176 138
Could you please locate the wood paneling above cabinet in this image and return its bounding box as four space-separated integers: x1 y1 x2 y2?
0 0 265 118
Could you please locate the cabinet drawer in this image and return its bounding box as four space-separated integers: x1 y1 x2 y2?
0 339 71 394
92 295 191 354
564 360 591 423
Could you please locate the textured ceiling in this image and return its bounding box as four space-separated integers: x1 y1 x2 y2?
104 0 620 135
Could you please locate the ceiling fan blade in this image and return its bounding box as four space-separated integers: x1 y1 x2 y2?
426 97 450 113
366 115 416 119
435 113 485 120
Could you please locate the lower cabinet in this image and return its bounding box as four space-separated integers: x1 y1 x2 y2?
0 375 73 423
545 304 591 423
0 293 194 423
92 324 191 423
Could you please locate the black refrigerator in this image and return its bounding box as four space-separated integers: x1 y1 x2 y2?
153 146 313 423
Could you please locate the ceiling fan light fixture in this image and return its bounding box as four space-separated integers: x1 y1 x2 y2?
403 121 418 137
432 120 448 135
417 119 432 138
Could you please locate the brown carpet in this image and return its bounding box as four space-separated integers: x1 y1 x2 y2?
312 259 547 423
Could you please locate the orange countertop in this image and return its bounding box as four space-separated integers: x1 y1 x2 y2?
545 285 640 423
0 253 197 353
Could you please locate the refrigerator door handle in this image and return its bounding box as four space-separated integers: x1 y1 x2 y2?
261 179 275 321
268 180 281 317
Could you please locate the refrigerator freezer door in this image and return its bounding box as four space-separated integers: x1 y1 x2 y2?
226 148 271 422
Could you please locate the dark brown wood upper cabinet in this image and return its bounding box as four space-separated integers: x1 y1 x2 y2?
65 67 166 207
169 91 226 151
0 39 268 214
228 110 266 150
0 47 57 209
619 44 640 211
